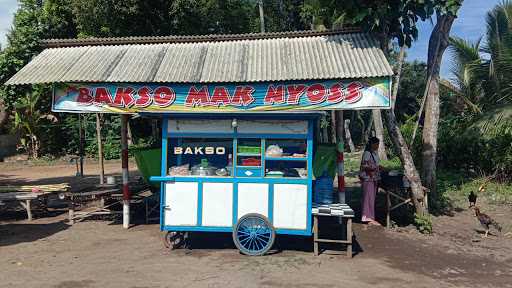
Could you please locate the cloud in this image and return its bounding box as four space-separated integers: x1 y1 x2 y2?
0 0 19 47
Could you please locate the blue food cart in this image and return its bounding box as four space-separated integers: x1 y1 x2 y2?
150 113 318 255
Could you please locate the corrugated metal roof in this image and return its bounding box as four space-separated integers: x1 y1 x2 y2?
5 31 393 85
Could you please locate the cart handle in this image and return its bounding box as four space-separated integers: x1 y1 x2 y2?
149 176 176 182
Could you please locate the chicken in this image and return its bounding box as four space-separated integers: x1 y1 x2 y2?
468 191 477 207
474 207 502 237
478 184 486 193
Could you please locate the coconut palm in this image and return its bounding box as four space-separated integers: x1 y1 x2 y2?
448 1 512 135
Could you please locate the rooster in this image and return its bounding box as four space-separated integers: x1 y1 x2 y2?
468 191 477 208
474 207 502 238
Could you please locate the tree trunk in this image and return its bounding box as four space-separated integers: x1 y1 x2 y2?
258 0 265 33
0 98 8 131
422 13 456 199
372 110 387 161
344 119 355 152
383 110 426 215
391 46 406 112
382 36 427 215
362 113 373 146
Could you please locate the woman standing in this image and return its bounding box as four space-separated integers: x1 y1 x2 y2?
359 137 384 226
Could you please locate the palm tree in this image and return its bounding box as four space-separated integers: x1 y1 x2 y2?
449 1 512 111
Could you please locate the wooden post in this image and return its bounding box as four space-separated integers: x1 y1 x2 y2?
313 215 319 256
121 115 130 229
335 111 344 144
386 190 391 229
23 200 32 221
78 114 85 177
330 111 336 144
68 201 75 224
346 218 352 258
96 114 104 185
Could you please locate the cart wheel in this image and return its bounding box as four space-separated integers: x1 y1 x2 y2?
233 213 275 256
162 231 184 250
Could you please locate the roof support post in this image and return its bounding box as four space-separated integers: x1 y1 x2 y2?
121 114 130 229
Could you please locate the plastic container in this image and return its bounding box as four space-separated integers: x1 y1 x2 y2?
313 173 334 204
238 146 261 154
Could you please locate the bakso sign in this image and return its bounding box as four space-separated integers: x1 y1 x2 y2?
174 146 226 155
52 78 391 113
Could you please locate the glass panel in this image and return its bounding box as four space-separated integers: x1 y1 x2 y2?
167 138 234 177
237 139 262 167
264 139 307 158
265 160 307 178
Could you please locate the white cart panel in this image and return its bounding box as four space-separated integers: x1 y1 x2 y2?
164 182 198 226
237 183 269 219
237 120 307 135
168 119 233 134
273 184 308 229
202 182 233 227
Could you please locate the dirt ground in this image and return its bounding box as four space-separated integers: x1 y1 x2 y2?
1 160 512 288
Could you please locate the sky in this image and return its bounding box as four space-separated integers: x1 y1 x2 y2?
0 0 502 78
407 0 501 78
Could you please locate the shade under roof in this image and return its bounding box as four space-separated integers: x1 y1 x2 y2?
5 30 394 85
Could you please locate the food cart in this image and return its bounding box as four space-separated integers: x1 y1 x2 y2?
151 112 317 255
6 29 393 255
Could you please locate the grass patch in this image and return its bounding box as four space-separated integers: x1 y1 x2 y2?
432 170 512 214
380 156 402 171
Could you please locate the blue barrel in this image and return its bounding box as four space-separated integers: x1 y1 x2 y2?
314 173 334 204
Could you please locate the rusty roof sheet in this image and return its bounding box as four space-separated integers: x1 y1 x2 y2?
5 31 393 85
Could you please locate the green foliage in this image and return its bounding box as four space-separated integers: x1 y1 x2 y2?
437 114 512 179
300 0 463 48
0 0 44 124
435 170 512 210
441 1 512 179
380 157 402 172
414 213 433 234
313 144 337 178
396 61 427 123
11 87 57 158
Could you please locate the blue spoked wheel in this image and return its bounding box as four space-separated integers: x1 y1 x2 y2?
233 213 275 256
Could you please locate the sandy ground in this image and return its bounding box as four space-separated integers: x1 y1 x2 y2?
1 160 512 288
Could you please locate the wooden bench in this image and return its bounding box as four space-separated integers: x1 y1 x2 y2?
312 203 354 257
0 192 50 221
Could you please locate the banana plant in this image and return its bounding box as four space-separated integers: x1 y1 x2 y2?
12 91 56 159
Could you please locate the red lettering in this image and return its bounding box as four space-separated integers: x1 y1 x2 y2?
76 87 93 104
286 85 306 104
306 84 326 104
327 83 345 104
346 82 363 103
94 87 113 105
135 86 152 107
210 87 231 106
185 86 209 107
113 87 135 107
153 86 176 107
231 86 255 106
264 85 285 105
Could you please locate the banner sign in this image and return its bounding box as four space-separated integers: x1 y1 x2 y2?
52 78 391 113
